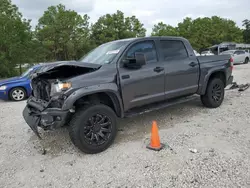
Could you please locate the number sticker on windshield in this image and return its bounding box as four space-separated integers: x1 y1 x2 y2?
106 50 120 55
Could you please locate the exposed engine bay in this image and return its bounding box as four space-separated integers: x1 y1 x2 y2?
31 64 100 104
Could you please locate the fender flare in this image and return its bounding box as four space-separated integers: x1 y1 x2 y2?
62 83 124 117
199 66 226 95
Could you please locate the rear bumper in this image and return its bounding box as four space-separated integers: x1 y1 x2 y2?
23 97 70 137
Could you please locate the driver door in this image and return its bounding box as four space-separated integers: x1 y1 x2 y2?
118 40 165 111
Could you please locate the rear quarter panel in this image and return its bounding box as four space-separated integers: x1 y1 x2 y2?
197 55 231 95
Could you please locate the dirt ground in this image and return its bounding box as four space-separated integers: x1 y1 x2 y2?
1 64 250 188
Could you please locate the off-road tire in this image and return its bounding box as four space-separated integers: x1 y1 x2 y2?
201 78 225 108
244 57 249 64
69 104 117 154
9 87 27 101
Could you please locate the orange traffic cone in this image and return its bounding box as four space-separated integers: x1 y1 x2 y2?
147 121 165 151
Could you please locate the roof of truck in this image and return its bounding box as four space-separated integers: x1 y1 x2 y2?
112 36 187 43
129 36 185 40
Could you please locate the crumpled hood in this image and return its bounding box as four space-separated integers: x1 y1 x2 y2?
29 60 103 101
32 61 102 78
0 76 27 86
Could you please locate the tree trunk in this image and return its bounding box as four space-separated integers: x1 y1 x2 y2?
19 64 22 75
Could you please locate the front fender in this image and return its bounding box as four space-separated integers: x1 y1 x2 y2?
6 80 32 96
62 83 124 116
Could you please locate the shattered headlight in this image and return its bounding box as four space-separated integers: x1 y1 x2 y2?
0 85 7 90
50 81 72 96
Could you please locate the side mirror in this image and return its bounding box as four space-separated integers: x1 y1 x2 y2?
123 53 146 69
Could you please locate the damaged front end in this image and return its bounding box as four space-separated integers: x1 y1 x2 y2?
23 62 101 138
23 97 70 138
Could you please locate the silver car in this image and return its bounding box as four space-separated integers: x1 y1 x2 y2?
220 50 249 64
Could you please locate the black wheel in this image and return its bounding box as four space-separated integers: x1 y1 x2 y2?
69 104 117 154
201 78 225 108
9 87 27 101
244 57 249 64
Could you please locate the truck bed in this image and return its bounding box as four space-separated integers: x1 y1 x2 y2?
197 55 231 64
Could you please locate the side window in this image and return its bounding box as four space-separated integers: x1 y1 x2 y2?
125 41 158 63
160 40 188 60
234 51 244 55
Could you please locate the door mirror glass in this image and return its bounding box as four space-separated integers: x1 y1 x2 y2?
124 53 146 69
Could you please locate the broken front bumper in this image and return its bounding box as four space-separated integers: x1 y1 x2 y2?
23 97 70 138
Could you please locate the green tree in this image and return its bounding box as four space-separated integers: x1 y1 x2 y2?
177 17 193 40
152 16 243 51
36 4 91 61
0 0 33 77
243 19 250 43
179 16 243 51
151 22 179 36
91 10 146 45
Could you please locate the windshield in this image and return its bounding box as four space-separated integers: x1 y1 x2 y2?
201 51 210 54
220 50 234 55
21 66 42 77
79 40 131 64
21 67 34 77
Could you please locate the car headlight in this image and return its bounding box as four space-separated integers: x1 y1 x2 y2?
50 81 72 96
0 85 7 90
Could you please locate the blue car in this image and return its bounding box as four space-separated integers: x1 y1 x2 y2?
0 65 42 101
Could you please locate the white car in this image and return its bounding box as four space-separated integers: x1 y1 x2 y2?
200 50 214 56
193 50 200 56
220 50 249 64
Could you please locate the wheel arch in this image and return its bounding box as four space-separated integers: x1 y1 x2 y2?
200 70 226 95
73 92 123 117
8 86 28 100
62 84 124 117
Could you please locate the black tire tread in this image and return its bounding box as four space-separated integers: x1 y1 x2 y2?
69 104 95 147
201 78 224 108
244 57 249 64
69 103 117 154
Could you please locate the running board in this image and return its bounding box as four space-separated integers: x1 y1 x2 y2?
124 95 198 118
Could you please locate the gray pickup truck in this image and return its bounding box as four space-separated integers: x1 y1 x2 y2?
23 36 233 154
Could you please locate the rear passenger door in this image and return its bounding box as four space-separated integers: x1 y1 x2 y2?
159 40 199 99
233 51 244 63
233 51 239 63
238 51 246 63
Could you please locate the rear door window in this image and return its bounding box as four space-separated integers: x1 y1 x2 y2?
234 51 245 55
238 51 245 55
160 40 188 60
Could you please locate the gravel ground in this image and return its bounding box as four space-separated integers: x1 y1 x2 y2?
1 64 250 188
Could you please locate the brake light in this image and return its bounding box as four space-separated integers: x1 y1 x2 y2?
230 57 234 70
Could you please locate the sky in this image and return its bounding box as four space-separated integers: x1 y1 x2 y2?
12 0 250 35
